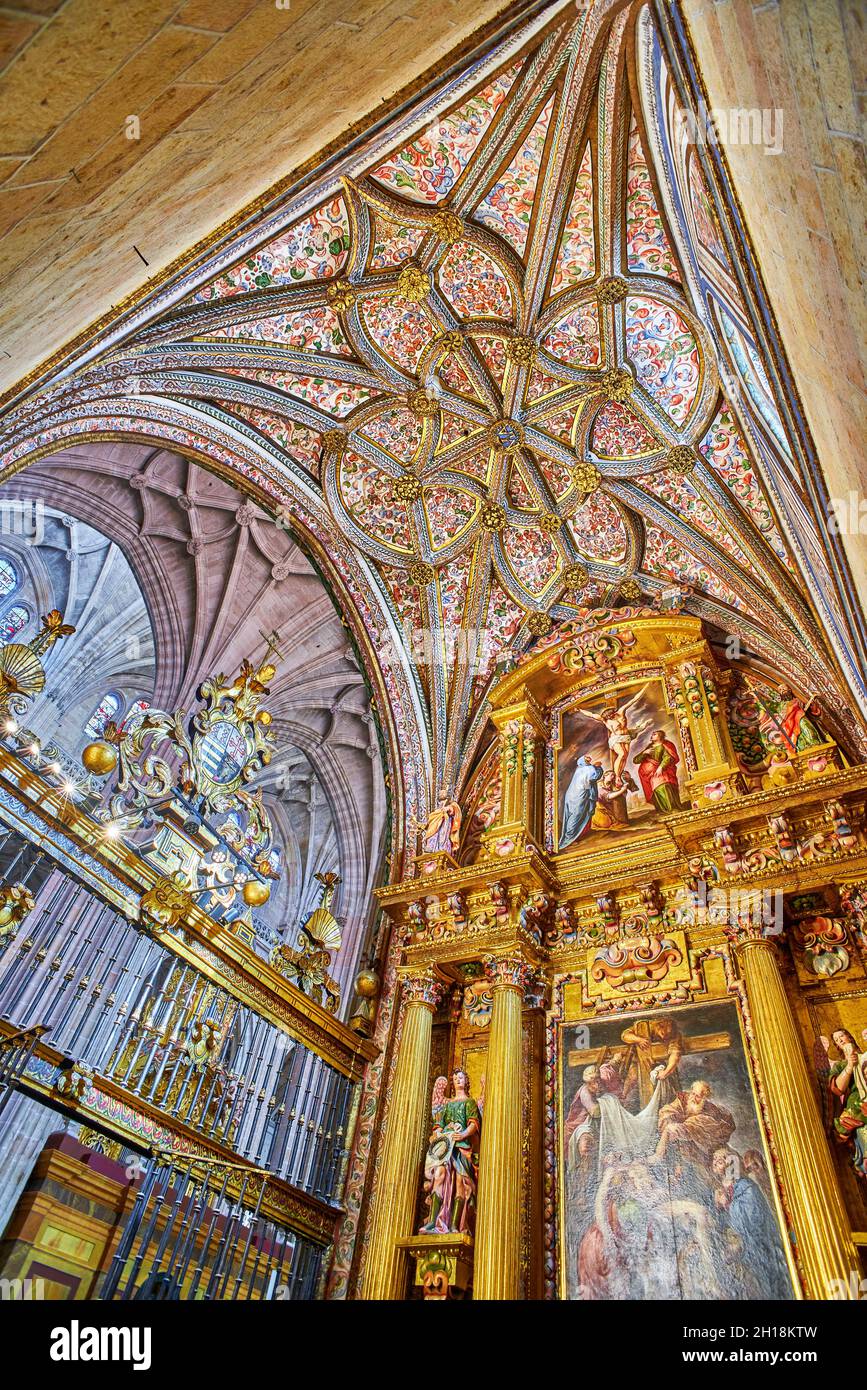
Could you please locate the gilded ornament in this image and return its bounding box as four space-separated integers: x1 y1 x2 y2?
396 263 431 303
600 367 633 402
242 878 271 907
0 883 35 946
597 275 629 304
571 460 601 493
323 428 346 458
619 576 642 602
505 335 537 368
430 208 464 244
526 610 552 637
325 279 356 312
538 511 561 534
667 444 697 475
562 561 589 591
140 872 192 933
406 388 439 418
479 502 506 533
395 474 422 503
408 560 436 585
270 871 343 1012
435 330 464 354
81 740 118 776
0 609 75 722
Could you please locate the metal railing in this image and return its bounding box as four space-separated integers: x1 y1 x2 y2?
0 827 354 1205
101 1153 323 1302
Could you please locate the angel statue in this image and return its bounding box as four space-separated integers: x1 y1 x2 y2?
816 1029 867 1179
420 1070 482 1235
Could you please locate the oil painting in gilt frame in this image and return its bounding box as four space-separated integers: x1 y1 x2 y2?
558 999 796 1301
555 679 686 851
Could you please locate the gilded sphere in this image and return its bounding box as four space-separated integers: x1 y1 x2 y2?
354 967 380 999
243 879 271 907
82 741 118 777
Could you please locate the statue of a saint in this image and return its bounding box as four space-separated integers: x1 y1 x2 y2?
422 789 462 855
420 1070 481 1235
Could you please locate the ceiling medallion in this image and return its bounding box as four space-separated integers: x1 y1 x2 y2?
323 428 346 458
396 263 431 303
430 207 464 245
395 474 422 502
600 367 633 402
538 511 562 534
667 444 698 475
325 279 356 313
408 560 436 586
505 335 537 368
479 502 507 533
488 419 525 453
597 275 629 305
572 460 601 493
562 562 589 591
406 388 440 418
619 576 642 602
526 610 553 636
435 330 465 354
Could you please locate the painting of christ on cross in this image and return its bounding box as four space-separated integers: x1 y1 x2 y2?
559 999 794 1301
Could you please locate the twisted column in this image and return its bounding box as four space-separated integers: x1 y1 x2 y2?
732 929 859 1298
361 970 444 1300
474 954 527 1300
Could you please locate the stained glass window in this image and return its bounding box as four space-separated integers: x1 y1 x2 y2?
0 604 27 641
0 557 18 599
84 692 123 739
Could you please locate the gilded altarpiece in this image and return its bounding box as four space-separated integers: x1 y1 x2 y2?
364 612 867 1301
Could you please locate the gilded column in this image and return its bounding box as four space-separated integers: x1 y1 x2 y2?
361 970 444 1300
732 928 859 1298
474 954 526 1300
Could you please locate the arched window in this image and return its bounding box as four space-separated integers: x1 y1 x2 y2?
0 557 18 600
0 604 28 641
84 692 123 739
120 698 150 731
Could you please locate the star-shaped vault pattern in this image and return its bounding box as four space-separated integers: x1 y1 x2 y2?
0 2 848 810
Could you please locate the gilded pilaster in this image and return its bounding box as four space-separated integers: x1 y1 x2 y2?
361 970 445 1300
474 954 527 1300
731 928 860 1298
481 692 547 857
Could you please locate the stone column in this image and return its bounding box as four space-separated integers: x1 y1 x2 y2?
732 928 860 1298
474 954 526 1300
361 970 444 1300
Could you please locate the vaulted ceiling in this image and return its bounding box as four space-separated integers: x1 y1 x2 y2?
1 0 864 841
2 444 387 998
0 0 512 394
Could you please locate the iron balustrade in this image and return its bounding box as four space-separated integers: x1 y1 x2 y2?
0 827 355 1205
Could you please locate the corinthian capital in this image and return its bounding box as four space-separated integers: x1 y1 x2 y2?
483 952 532 993
401 970 447 1011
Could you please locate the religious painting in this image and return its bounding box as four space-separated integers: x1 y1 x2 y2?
555 680 686 850
808 993 867 1230
558 999 795 1300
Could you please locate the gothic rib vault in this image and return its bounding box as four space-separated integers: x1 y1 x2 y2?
1 0 864 841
